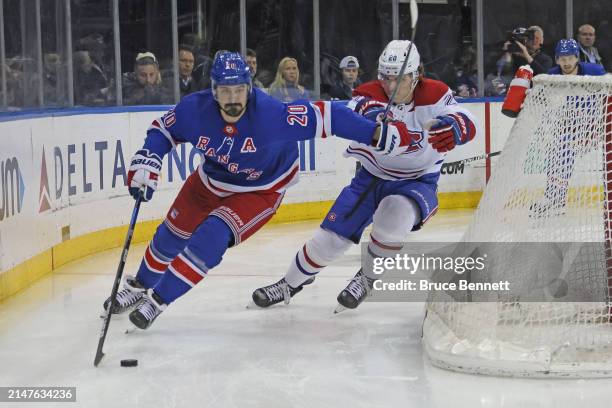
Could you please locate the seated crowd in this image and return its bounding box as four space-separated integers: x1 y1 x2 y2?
1 22 608 109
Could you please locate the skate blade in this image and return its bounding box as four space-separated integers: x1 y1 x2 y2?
245 300 260 310
125 323 139 334
100 311 126 318
334 304 347 314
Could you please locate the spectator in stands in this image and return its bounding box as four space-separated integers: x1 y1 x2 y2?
577 24 604 67
484 55 514 96
5 56 25 107
268 57 310 102
122 52 171 106
42 53 62 106
245 48 265 89
452 46 478 98
178 45 198 98
73 50 109 105
181 33 213 89
418 63 440 81
454 83 477 98
503 25 553 75
7 56 38 107
77 34 111 86
329 55 361 100
195 56 213 90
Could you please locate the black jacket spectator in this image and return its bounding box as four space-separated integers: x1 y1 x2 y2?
577 24 604 67
512 50 553 75
122 72 171 105
245 48 265 90
179 76 199 98
505 26 553 75
122 52 172 105
329 79 361 100
73 51 109 105
329 56 361 100
178 46 199 98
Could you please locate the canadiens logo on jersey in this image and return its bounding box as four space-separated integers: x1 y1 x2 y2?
404 130 425 154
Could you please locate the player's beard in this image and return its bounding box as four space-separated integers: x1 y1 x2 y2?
221 103 246 117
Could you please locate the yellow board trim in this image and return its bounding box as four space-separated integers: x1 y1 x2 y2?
439 191 483 209
0 250 53 302
0 191 481 302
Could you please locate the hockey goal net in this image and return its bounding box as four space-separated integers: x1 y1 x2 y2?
423 74 612 377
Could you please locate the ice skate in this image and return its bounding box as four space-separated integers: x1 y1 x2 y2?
251 277 315 308
128 289 167 330
102 276 145 315
335 269 376 313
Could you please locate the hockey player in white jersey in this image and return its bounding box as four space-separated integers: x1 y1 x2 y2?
252 40 477 310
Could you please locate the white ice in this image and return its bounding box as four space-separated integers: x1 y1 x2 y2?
1 209 612 408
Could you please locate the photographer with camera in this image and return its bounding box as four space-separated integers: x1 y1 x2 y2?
502 25 552 75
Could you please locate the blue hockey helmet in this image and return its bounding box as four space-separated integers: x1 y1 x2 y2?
555 39 580 59
210 51 252 89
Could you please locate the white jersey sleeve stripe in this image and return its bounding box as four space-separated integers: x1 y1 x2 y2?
311 103 323 139
311 101 332 138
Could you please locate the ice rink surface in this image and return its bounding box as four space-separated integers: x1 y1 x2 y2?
2 209 612 408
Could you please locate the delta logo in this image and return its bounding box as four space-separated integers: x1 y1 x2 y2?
39 147 51 213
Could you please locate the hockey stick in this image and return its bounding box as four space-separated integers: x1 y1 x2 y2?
380 0 419 123
94 191 144 367
444 150 501 167
346 0 420 221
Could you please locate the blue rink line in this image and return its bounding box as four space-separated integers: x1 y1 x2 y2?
0 105 172 122
0 97 505 123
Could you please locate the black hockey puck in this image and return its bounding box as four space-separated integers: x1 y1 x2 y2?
120 359 138 367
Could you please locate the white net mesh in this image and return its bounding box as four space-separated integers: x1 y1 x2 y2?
423 74 612 377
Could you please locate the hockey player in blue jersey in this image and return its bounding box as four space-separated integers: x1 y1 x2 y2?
103 51 419 330
548 39 606 76
530 39 607 217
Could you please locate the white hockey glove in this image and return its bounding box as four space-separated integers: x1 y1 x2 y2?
127 149 162 201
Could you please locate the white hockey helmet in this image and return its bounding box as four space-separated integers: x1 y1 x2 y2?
378 40 420 89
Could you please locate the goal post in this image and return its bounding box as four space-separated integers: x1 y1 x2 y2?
422 74 612 378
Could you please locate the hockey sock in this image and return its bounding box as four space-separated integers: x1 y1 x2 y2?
365 235 404 280
153 216 233 304
136 222 189 288
285 228 352 288
367 195 420 279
